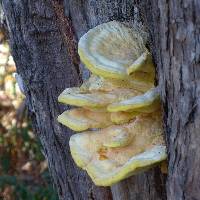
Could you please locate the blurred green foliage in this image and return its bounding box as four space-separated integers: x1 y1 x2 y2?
0 121 59 200
0 42 58 200
0 175 58 200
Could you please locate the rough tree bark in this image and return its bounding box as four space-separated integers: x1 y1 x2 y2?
2 1 111 199
3 0 199 200
136 0 200 200
2 0 166 199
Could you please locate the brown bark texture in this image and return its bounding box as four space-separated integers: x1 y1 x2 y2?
3 0 199 200
136 0 200 200
2 1 111 199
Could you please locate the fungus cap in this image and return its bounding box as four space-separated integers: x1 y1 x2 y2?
57 109 112 131
58 87 117 108
107 87 160 113
58 108 140 131
58 86 141 109
69 114 167 186
58 77 158 112
127 51 154 75
78 21 154 79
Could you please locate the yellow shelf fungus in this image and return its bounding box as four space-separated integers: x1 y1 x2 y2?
58 86 141 109
107 87 160 113
78 21 154 79
58 77 159 113
57 109 112 132
69 114 166 186
57 20 167 186
58 108 140 132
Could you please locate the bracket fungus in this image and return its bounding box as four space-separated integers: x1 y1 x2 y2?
58 21 167 186
70 114 166 186
78 21 155 79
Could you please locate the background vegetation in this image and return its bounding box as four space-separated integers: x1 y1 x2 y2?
0 42 58 200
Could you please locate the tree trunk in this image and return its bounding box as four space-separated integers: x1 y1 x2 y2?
2 1 111 199
4 0 199 200
136 0 200 199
